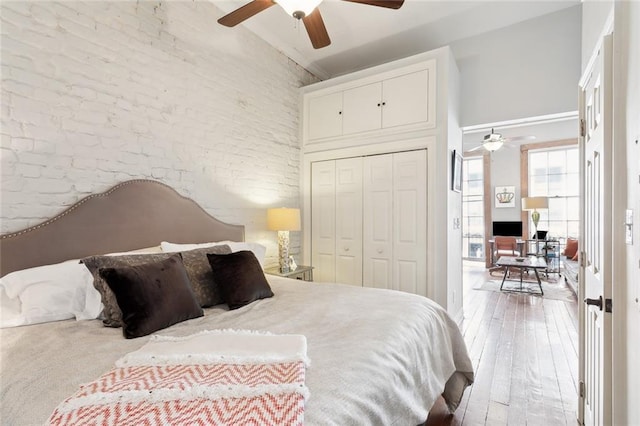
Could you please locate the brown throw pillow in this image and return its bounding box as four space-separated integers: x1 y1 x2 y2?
82 245 231 327
206 250 274 310
99 254 203 339
563 238 578 258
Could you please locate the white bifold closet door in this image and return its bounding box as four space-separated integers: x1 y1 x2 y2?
311 157 363 285
311 149 427 295
363 150 427 295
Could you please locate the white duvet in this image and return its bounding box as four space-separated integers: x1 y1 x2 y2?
0 276 473 425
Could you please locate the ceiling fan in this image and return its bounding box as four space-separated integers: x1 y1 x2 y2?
217 0 405 49
468 128 536 152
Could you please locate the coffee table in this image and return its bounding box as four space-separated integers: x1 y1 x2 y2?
495 256 547 295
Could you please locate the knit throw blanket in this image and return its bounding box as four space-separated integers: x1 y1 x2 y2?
47 330 309 425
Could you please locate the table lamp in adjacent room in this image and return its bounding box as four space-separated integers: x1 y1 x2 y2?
267 207 301 273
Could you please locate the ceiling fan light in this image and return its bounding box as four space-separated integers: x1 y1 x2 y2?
277 0 323 18
483 140 504 151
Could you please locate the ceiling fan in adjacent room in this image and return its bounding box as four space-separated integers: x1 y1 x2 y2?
217 0 405 49
468 128 536 152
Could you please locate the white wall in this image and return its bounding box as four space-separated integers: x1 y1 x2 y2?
489 148 522 222
0 1 317 265
581 0 613 70
452 5 581 127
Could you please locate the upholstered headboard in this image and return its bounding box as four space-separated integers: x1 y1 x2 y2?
0 180 245 276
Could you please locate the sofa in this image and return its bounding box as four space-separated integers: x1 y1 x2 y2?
562 256 579 295
561 237 579 295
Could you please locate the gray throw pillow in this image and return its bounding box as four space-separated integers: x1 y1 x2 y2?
99 253 203 338
82 245 231 327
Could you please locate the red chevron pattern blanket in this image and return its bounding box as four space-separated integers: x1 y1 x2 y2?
47 330 308 425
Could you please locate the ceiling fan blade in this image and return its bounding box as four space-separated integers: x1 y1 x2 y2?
468 145 484 152
302 8 331 49
341 0 405 9
505 135 536 143
217 0 275 27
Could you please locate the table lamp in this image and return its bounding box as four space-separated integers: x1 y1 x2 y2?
267 207 301 273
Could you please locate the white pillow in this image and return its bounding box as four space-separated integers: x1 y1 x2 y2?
160 241 267 267
0 261 98 328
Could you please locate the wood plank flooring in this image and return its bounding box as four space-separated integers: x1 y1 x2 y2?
426 261 579 426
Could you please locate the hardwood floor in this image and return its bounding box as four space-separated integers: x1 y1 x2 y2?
426 261 579 426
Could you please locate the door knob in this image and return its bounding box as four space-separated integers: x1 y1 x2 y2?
584 296 603 310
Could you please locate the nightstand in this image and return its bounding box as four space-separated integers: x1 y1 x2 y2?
264 265 314 281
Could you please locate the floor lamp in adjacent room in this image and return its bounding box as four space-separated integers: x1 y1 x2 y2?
267 207 301 273
522 196 549 255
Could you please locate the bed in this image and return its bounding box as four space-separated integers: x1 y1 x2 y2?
0 180 473 425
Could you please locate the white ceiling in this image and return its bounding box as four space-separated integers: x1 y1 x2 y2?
212 0 581 150
212 0 580 79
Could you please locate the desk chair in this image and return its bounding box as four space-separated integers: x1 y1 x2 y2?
491 236 521 277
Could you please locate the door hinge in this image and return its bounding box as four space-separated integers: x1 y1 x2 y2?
580 119 586 137
580 381 585 398
605 298 613 313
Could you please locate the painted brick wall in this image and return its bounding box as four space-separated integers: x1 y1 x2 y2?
1 1 317 264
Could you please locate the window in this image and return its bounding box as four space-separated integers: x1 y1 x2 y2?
528 147 579 239
462 157 484 260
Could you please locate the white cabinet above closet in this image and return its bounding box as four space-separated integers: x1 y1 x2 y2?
302 61 436 150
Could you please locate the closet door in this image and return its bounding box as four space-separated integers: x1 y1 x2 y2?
335 157 363 285
393 150 427 296
311 161 336 283
363 154 393 289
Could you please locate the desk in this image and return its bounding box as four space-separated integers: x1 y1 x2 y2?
495 256 547 295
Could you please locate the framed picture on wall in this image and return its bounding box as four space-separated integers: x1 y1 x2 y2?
495 185 516 208
452 150 463 192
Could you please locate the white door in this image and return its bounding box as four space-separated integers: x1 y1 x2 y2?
393 150 427 296
363 154 393 289
335 157 363 285
311 160 336 282
580 34 612 426
308 92 343 140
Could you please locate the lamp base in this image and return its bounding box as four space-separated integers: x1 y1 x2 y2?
277 230 290 273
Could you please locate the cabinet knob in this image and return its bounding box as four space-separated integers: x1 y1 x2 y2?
377 103 381 107
338 111 342 115
382 101 386 106
344 247 350 252
377 248 383 254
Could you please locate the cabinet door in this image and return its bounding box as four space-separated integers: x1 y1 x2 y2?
335 157 363 286
393 150 427 296
311 161 336 282
382 69 430 129
342 82 381 135
363 154 393 290
308 92 343 140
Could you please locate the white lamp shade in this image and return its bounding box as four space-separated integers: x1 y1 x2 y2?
267 208 301 231
483 140 504 151
277 0 323 17
521 197 548 210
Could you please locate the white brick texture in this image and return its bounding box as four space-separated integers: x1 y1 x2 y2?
1 1 318 264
